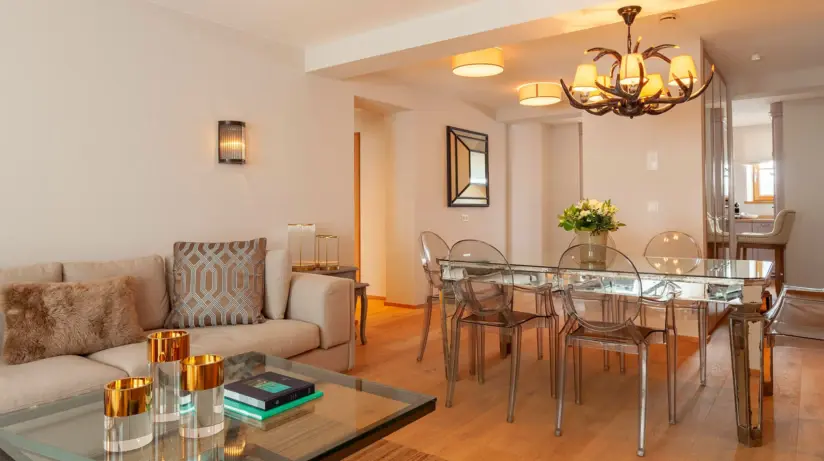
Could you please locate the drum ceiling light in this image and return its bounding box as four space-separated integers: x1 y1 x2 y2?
517 82 562 106
560 5 714 118
452 48 504 77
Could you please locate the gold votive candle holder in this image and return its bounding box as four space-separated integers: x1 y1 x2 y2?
179 354 225 439
148 330 190 423
103 377 153 453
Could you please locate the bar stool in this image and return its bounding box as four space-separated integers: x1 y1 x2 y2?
737 209 796 294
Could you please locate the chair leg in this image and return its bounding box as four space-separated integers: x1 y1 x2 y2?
439 295 451 381
776 246 785 294
507 326 523 423
445 319 462 408
549 314 558 398
555 334 569 436
602 299 610 371
574 342 583 405
417 295 433 362
666 319 678 425
536 291 544 360
698 303 708 387
638 343 649 457
477 326 485 384
469 325 477 376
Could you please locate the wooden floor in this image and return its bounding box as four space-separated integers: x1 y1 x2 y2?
352 300 824 461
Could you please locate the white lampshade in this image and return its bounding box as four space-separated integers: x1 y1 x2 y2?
640 73 665 98
518 82 562 106
586 76 610 102
619 53 646 85
571 64 598 93
669 55 698 87
452 48 504 77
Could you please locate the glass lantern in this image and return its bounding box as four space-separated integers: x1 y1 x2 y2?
315 234 340 270
288 224 317 271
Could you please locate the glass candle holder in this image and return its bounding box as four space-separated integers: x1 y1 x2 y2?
103 377 153 453
148 330 190 422
315 234 340 270
179 354 225 439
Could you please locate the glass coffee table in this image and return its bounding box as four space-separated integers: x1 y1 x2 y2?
0 352 436 461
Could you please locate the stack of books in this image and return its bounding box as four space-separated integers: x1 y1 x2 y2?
224 371 322 429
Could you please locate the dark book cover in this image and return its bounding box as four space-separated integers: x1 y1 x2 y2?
225 372 315 410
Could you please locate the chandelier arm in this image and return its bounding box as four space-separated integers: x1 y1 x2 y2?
597 80 630 99
647 104 677 115
633 36 643 54
673 71 695 99
586 106 613 116
610 61 619 80
641 44 677 63
687 65 716 101
587 47 622 64
560 79 613 110
629 62 646 101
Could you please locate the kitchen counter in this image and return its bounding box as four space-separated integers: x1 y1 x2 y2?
735 215 773 223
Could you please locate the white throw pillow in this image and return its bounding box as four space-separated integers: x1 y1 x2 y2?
264 250 292 320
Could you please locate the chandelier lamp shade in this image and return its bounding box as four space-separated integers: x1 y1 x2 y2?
561 5 714 118
452 47 504 77
518 82 562 106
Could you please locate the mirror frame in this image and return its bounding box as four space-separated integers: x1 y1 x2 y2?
446 126 490 208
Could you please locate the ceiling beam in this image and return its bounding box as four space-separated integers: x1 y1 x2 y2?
306 0 716 79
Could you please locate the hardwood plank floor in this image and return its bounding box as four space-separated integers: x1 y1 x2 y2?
352 300 824 461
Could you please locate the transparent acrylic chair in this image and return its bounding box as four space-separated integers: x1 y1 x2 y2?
555 245 677 457
764 286 824 395
567 233 620 373
643 231 708 386
445 239 538 423
418 231 455 377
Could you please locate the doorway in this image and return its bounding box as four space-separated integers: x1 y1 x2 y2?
354 132 361 281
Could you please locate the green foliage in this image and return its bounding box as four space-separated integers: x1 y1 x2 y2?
557 199 625 234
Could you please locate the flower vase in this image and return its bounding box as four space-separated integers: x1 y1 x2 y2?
575 230 609 266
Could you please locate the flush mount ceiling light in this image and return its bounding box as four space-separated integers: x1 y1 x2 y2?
561 5 714 118
517 82 562 106
452 47 504 77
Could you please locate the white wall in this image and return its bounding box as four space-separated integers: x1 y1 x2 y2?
508 123 545 265
782 97 824 287
582 96 705 255
732 124 774 216
355 109 389 297
0 0 355 267
352 80 508 305
543 123 582 264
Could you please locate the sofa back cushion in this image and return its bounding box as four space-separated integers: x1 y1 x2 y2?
0 262 63 361
264 250 292 320
165 238 266 328
63 255 169 330
1 276 144 365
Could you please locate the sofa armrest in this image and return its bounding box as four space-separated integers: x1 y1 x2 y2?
286 273 354 350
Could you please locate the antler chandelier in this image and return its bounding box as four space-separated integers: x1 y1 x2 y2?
560 5 714 118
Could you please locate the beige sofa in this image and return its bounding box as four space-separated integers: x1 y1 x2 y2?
0 252 355 415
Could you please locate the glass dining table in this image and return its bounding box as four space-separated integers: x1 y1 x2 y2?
440 255 773 448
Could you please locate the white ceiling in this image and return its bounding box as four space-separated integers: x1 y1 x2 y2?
148 0 481 47
352 0 824 112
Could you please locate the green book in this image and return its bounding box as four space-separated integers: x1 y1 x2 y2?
224 391 323 421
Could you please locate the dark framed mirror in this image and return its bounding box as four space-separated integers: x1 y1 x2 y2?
446 126 489 207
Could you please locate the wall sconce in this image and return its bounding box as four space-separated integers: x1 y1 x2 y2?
218 121 246 164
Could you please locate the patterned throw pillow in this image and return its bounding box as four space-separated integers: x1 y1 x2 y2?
165 238 266 328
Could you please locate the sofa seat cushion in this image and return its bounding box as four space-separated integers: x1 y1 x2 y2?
0 355 127 414
88 320 320 377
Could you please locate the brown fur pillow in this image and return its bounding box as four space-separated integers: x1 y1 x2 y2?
1 276 145 365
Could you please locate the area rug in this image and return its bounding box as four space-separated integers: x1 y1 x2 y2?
344 440 447 461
